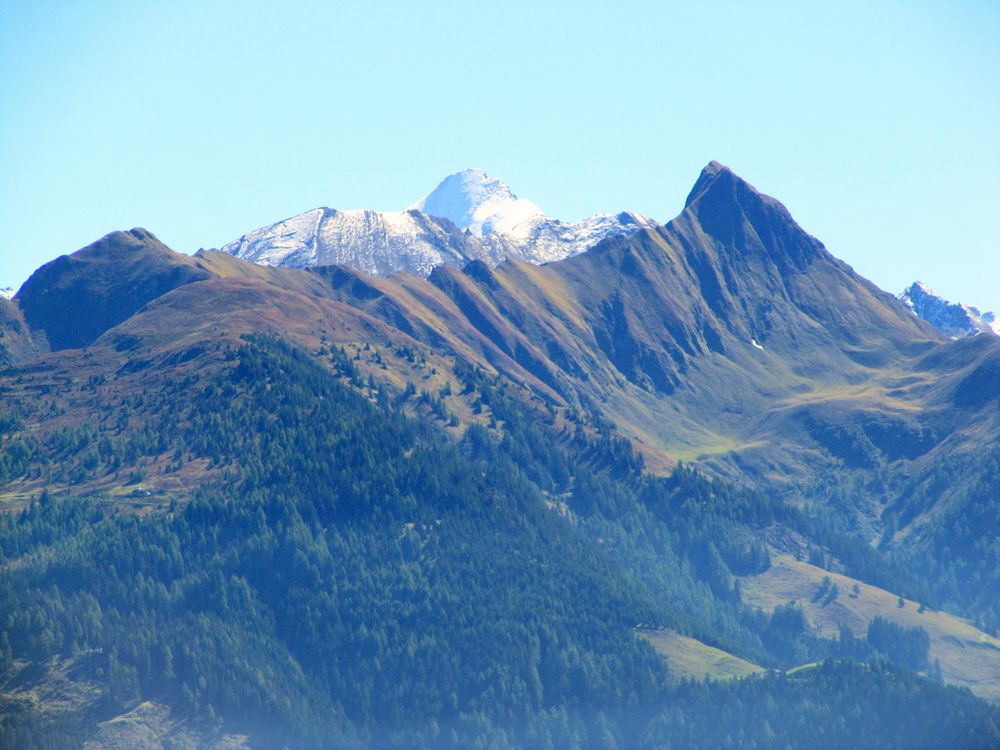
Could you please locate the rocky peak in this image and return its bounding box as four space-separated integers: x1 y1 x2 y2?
899 282 998 339
681 161 825 271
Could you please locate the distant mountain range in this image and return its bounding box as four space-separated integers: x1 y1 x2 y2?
899 281 999 338
221 168 657 275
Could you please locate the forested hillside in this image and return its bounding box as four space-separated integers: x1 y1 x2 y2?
2 335 998 748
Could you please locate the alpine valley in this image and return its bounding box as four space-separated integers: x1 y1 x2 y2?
1 163 999 750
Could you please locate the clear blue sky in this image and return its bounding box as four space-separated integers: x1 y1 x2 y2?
2 1 998 312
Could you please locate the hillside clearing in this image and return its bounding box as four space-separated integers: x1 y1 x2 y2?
741 554 1000 701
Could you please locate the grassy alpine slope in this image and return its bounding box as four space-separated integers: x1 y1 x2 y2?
741 553 1000 701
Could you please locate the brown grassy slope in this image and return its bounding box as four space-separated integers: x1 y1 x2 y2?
14 229 211 351
637 628 765 683
311 165 989 507
741 554 1000 701
0 238 545 506
290 163 999 604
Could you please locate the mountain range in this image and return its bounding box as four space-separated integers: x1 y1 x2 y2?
221 168 657 275
2 162 999 749
220 167 997 344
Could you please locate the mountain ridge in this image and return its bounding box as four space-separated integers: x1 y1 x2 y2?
15 228 211 351
222 168 658 274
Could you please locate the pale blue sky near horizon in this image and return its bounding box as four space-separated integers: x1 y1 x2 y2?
1 1 998 312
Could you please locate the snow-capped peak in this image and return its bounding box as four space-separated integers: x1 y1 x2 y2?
899 281 999 338
222 168 659 276
0 287 14 300
410 168 544 237
407 168 659 265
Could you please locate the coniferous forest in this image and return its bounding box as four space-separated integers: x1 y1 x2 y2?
2 335 998 749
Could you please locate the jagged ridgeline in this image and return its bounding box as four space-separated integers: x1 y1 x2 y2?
1 164 999 749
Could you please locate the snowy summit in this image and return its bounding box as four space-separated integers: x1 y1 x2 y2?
410 168 658 265
222 169 657 276
409 168 545 237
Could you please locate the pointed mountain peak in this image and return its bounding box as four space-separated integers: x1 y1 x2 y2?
699 160 730 181
20 229 176 281
410 168 543 233
685 161 762 209
85 227 170 255
676 162 826 271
